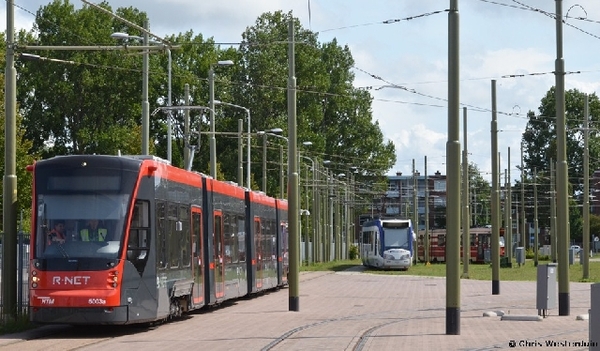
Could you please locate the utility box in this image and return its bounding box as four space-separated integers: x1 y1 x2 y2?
569 248 575 265
515 247 525 266
536 263 557 317
591 283 600 350
541 245 551 256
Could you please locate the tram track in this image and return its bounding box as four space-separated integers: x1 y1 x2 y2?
259 308 438 351
258 296 590 351
1 272 592 351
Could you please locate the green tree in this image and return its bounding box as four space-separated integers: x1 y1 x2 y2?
522 88 600 231
0 34 40 232
590 214 600 244
152 31 230 171
16 0 153 157
15 1 249 177
15 3 396 200
522 87 600 192
467 162 491 227
229 11 395 194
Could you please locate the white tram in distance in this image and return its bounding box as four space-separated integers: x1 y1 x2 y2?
360 218 416 270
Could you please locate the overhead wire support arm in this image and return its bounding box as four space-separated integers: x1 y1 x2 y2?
81 0 174 48
17 45 180 52
151 106 214 116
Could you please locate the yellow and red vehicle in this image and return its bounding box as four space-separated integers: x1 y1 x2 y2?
417 227 505 263
28 154 288 325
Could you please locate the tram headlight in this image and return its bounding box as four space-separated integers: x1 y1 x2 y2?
383 253 394 260
107 270 119 288
31 275 40 289
30 273 40 289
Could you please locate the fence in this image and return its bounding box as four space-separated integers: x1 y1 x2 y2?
0 232 31 318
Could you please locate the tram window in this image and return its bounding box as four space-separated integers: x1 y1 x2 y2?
192 211 202 258
179 205 190 268
438 235 446 246
237 217 246 262
132 201 150 228
168 202 179 268
262 222 269 261
214 214 224 264
254 220 261 262
128 229 148 258
128 200 151 274
156 201 167 269
361 231 367 247
223 214 235 263
270 220 277 260
264 220 274 261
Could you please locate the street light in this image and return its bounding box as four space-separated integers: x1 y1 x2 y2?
208 60 234 178
300 154 316 265
258 129 287 193
111 30 171 159
321 160 356 261
214 100 251 188
150 105 214 171
257 128 285 140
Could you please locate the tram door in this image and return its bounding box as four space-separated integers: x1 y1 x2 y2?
477 233 490 261
254 218 263 289
192 207 204 305
213 211 225 298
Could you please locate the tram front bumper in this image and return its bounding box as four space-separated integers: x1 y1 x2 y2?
382 258 411 269
30 305 130 325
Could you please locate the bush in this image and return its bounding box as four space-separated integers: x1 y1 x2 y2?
0 313 36 335
526 247 534 259
525 248 552 261
348 244 359 260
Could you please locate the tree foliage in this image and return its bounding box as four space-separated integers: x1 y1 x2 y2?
522 87 600 191
12 3 396 205
468 162 491 227
0 34 41 231
521 87 600 239
16 0 149 157
590 214 600 241
229 11 395 194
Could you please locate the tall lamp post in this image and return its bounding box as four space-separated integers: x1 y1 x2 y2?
110 31 172 160
208 60 234 178
258 128 286 194
150 105 214 169
214 100 251 188
110 25 152 155
300 154 315 265
4 0 17 319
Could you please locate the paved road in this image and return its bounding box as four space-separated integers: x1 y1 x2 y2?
0 267 596 350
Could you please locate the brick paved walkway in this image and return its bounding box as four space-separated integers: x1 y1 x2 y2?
92 268 595 351
2 267 596 351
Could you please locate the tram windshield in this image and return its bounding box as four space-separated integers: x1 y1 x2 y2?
382 222 413 250
35 193 130 259
383 228 412 250
32 157 140 262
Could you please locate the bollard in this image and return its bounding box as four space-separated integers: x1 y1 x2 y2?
591 283 600 350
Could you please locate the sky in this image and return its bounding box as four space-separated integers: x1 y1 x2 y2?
3 0 600 183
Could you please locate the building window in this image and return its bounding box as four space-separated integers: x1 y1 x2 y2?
434 180 446 192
